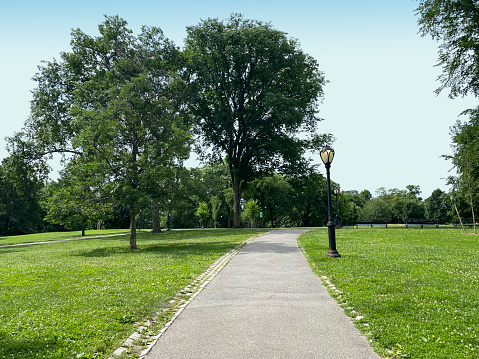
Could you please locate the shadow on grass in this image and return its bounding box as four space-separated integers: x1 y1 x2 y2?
0 247 26 254
0 331 75 359
71 240 242 258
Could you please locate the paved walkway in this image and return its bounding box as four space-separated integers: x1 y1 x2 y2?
145 229 380 359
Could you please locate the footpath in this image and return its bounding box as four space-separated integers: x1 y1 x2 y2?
144 229 381 359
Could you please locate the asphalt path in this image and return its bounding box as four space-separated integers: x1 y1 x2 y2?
145 228 380 359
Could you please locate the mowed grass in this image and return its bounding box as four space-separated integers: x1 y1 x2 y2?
0 229 130 246
298 228 479 359
0 229 265 358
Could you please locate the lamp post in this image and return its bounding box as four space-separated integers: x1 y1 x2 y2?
320 146 341 258
167 199 171 231
334 187 340 228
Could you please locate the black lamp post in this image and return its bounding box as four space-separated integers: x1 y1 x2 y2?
320 146 341 258
334 187 340 228
167 199 171 231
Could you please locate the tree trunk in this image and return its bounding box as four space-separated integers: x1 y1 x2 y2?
227 206 231 228
466 147 477 235
304 205 311 227
469 190 477 235
269 206 274 228
130 203 137 249
232 178 241 228
4 215 9 236
152 200 161 233
81 222 85 236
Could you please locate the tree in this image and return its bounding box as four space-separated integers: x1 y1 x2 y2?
406 185 422 200
184 14 329 228
402 198 425 220
195 202 209 228
425 188 451 223
360 189 372 202
20 16 191 248
289 168 329 227
223 188 234 228
417 0 479 98
210 195 222 228
447 116 479 232
360 198 392 221
43 160 112 236
248 174 292 228
243 199 260 228
0 155 44 236
342 190 371 210
341 201 361 226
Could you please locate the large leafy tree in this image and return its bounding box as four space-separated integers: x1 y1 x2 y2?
424 188 452 223
0 154 44 236
417 1 479 229
19 16 190 248
417 0 479 98
184 14 329 227
447 116 479 232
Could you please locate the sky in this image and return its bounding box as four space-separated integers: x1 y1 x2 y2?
1 0 477 198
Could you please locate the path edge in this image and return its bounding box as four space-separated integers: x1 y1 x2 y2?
108 231 266 358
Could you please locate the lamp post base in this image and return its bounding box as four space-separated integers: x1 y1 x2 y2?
326 249 341 258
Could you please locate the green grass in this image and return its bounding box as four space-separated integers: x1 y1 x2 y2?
0 229 265 358
298 228 479 359
0 229 130 246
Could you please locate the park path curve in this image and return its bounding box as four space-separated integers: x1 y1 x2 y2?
145 228 380 359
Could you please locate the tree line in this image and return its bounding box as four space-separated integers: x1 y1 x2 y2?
417 0 479 233
0 149 455 237
1 14 329 248
3 3 479 241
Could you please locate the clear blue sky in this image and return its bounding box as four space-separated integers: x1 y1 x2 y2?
1 0 477 198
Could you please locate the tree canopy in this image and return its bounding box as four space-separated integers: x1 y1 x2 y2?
184 14 330 227
417 0 479 98
447 114 479 231
20 15 191 248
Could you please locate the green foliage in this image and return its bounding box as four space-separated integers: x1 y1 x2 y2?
209 195 222 228
417 0 479 98
184 14 329 227
360 186 425 222
299 228 479 358
0 155 44 236
447 115 479 229
339 190 372 225
43 160 113 235
0 229 263 358
360 197 392 220
248 174 293 228
243 199 260 228
288 168 329 227
195 202 209 227
20 15 191 248
424 189 452 223
339 199 362 226
167 163 231 229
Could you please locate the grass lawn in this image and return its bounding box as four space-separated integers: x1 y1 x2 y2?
298 228 479 359
0 229 265 358
0 229 130 246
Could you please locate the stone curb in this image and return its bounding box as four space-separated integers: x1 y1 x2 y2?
108 232 264 358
